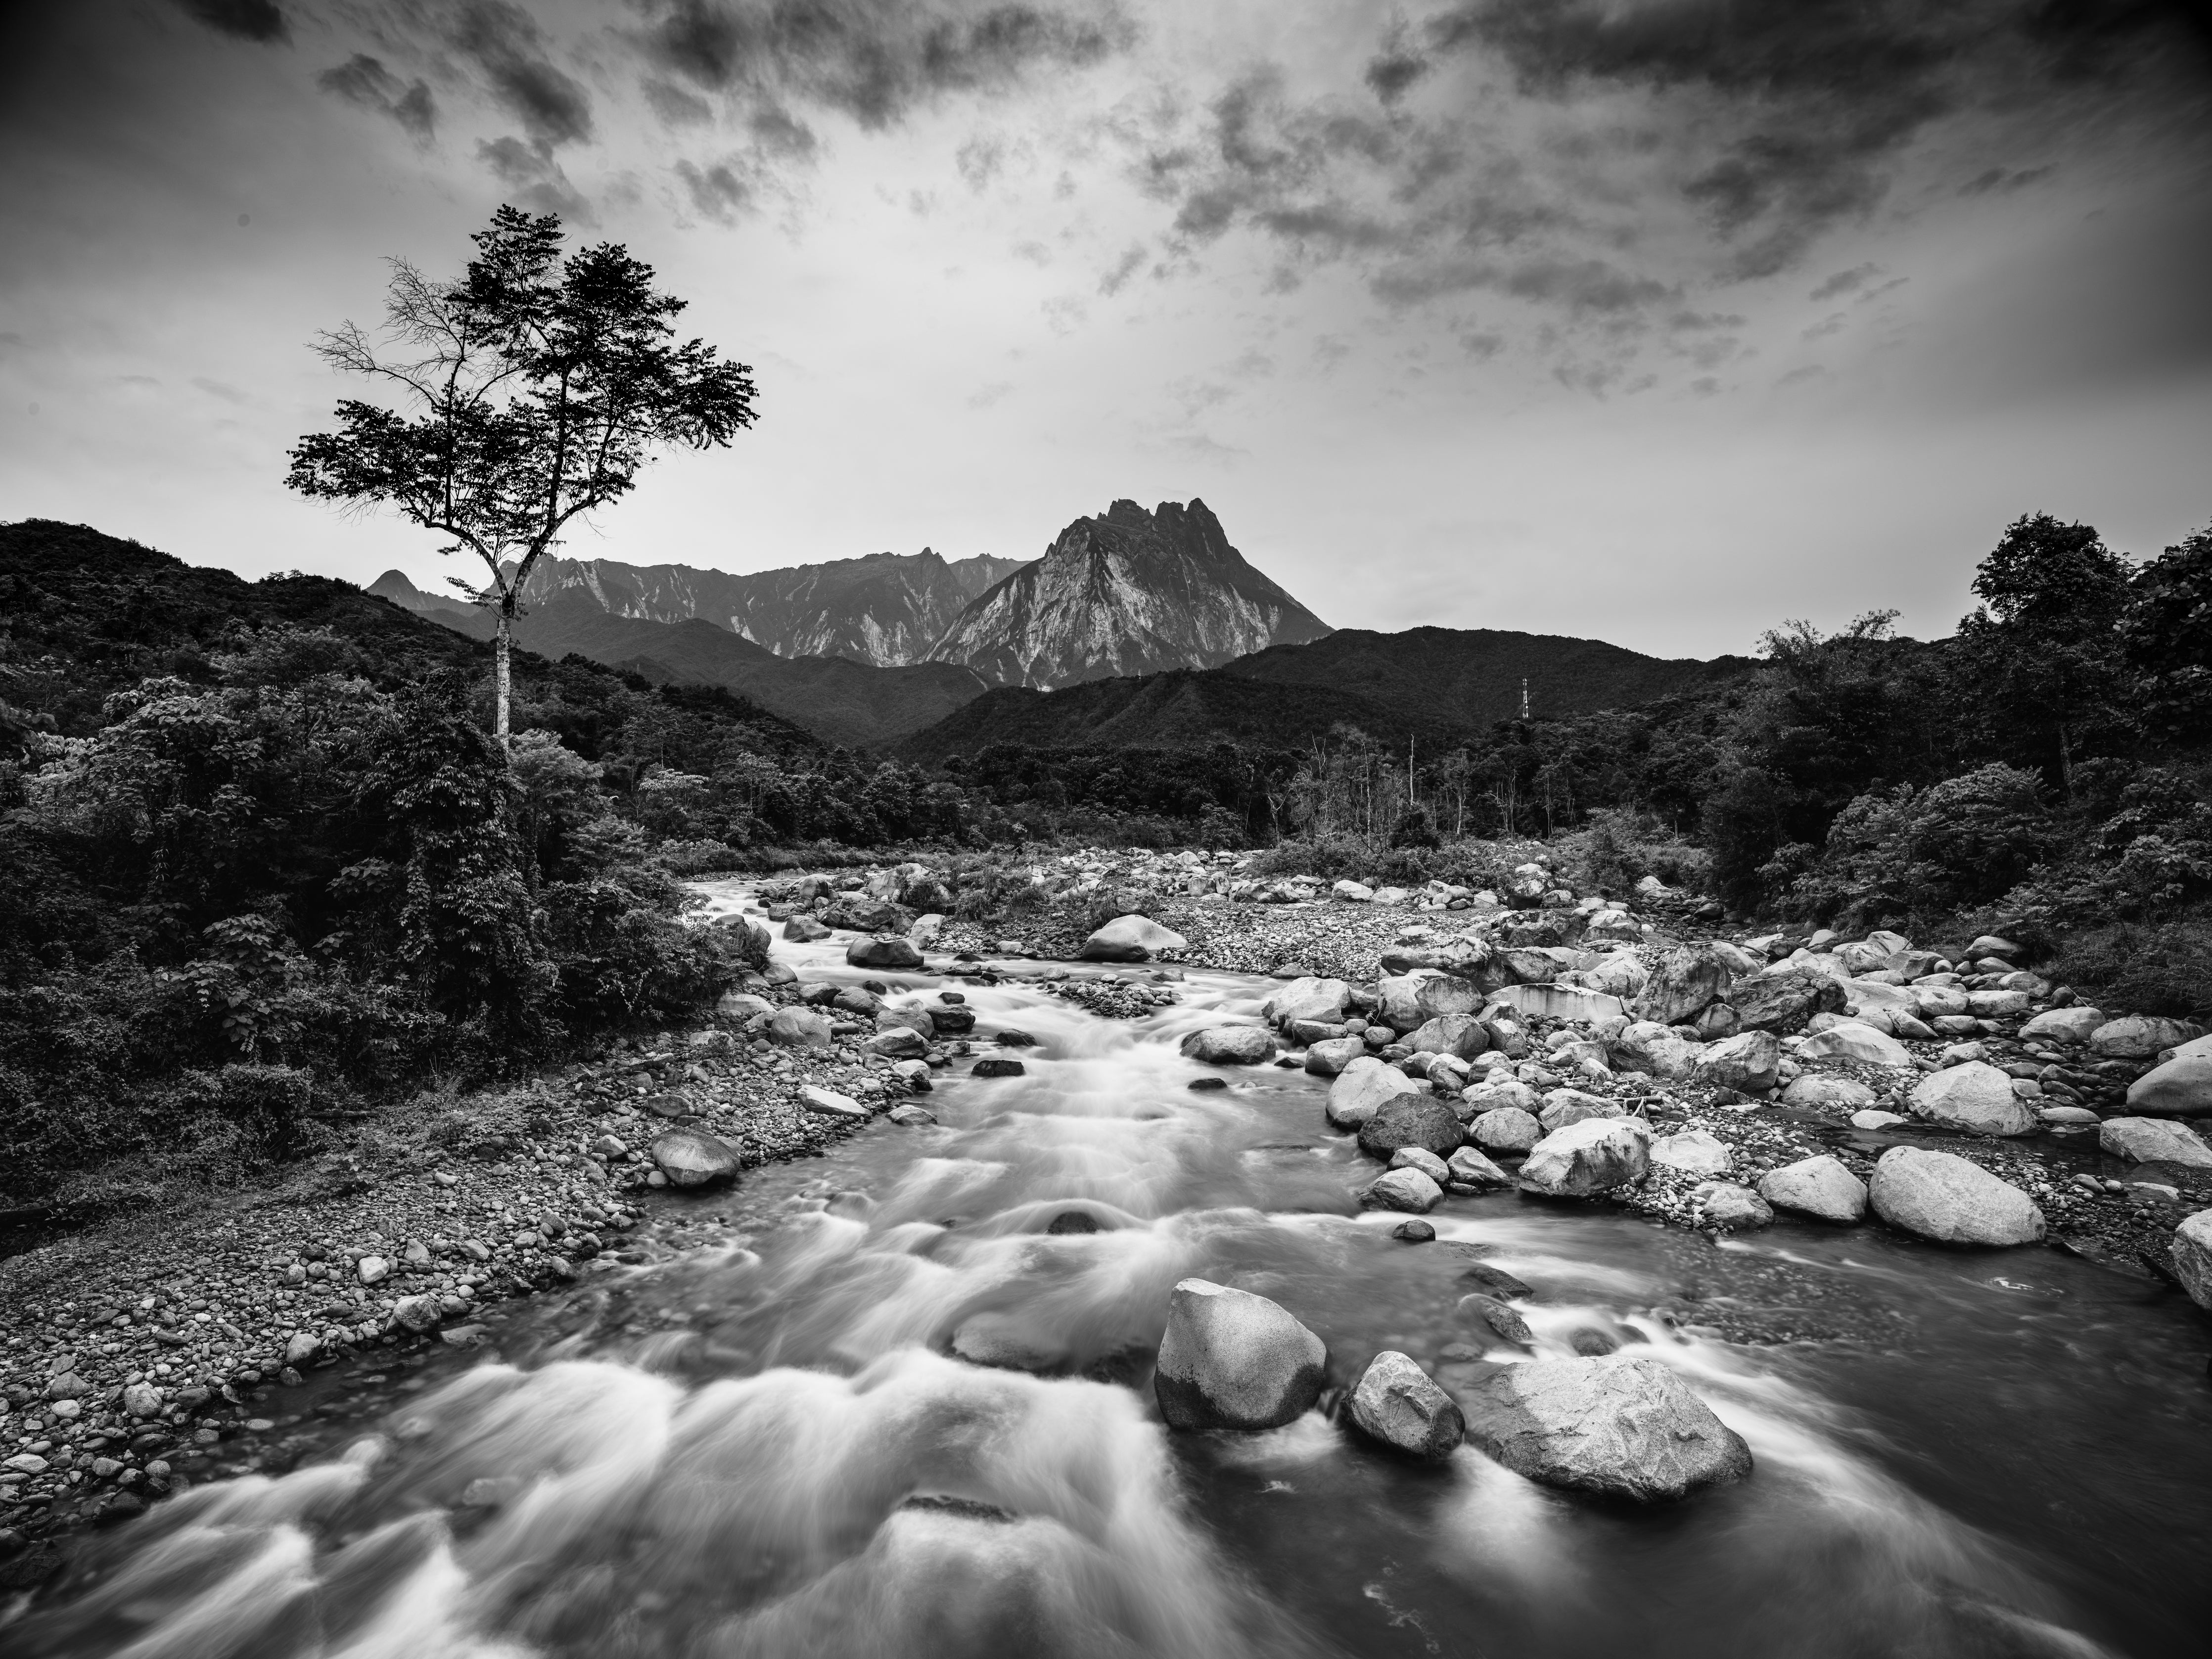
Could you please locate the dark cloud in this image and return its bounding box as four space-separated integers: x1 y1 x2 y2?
1809 262 1883 301
445 0 594 149
1961 163 2056 193
170 0 288 43
317 54 437 139
643 77 715 125
477 135 590 219
629 0 1134 131
675 156 756 221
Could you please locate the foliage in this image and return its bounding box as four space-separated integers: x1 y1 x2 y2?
2047 901 2212 1021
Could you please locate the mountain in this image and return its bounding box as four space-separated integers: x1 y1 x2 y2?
367 568 485 624
927 499 1331 689
510 548 1028 665
898 625 1751 760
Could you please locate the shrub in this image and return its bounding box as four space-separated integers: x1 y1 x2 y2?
2048 902 2212 1020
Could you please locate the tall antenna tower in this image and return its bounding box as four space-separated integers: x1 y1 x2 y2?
1520 677 1530 721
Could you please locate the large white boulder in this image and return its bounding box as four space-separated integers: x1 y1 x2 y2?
1262 976 1352 1028
1326 1057 1426 1128
1079 915 1188 963
2127 1056 2212 1117
1869 1147 2045 1245
1153 1279 1327 1431
1304 1037 1367 1076
1518 1116 1652 1198
1460 1357 1752 1502
2091 1015 2203 1060
2098 1117 2212 1167
1348 1351 1465 1460
1181 1025 1277 1065
1908 1062 2035 1136
1363 1167 1444 1212
2173 1211 2212 1313
767 1006 834 1048
2018 1007 2105 1044
1757 1154 1868 1223
1693 1030 1782 1093
1469 1105 1544 1154
1405 1014 1491 1059
650 1130 740 1188
1650 1128 1733 1176
1797 1022 1912 1067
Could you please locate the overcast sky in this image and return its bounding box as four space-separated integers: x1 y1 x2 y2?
3 0 2209 658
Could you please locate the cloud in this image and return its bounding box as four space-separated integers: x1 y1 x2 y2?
643 78 715 126
190 376 250 404
958 133 1008 189
1810 262 1882 301
317 54 436 140
169 0 288 44
477 136 590 219
1960 163 2055 195
676 157 758 222
1097 241 1145 294
445 0 593 149
967 380 1015 407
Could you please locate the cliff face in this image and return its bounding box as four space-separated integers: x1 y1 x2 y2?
927 499 1330 689
512 549 1026 665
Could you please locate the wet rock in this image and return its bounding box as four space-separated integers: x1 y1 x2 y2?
650 1130 741 1188
971 1058 1027 1078
994 1029 1037 1047
1079 915 1188 963
1470 1106 1544 1155
1799 1022 1912 1068
1518 1116 1652 1198
1154 1278 1327 1431
1327 1056 1426 1128
848 935 925 971
1349 1351 1466 1460
782 915 830 942
1908 1062 2036 1137
768 1007 834 1048
950 1315 1058 1373
1651 1129 1732 1177
2091 1015 2203 1061
1732 969 1848 1035
1693 1030 1781 1093
2127 1056 2212 1117
1304 1036 1368 1076
1181 1025 1278 1065
2098 1117 2212 1167
1869 1147 2045 1245
1447 1145 1512 1190
869 1026 929 1059
2173 1211 2212 1313
389 1295 441 1335
281 1332 322 1367
1364 1167 1445 1212
1460 1293 1534 1346
800 1084 869 1118
1634 946 1737 1025
1460 1357 1753 1502
1390 1146 1452 1183
1538 1089 1621 1133
1460 1260 1534 1299
1780 1075 1877 1110
1262 976 1352 1027
1700 1184 1773 1230
887 1104 937 1126
1359 1096 1466 1161
1850 1108 1908 1130
1392 1219 1436 1243
1757 1154 1869 1222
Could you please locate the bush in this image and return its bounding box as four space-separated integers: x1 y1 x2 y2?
1782 764 2059 924
2048 902 2212 1020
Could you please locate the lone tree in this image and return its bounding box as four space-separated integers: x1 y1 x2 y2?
288 206 757 743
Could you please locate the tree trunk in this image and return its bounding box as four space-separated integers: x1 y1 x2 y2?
494 593 514 748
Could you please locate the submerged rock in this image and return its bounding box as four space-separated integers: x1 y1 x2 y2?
1154 1279 1327 1431
1460 1357 1752 1502
1348 1351 1465 1460
1869 1147 2044 1245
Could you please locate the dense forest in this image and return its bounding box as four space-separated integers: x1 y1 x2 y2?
3 511 2208 1213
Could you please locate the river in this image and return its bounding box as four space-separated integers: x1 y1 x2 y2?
11 885 2212 1659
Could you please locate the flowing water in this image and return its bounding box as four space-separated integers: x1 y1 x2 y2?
12 885 2212 1659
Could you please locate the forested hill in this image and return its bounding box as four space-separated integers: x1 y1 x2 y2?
0 520 824 762
898 623 1751 760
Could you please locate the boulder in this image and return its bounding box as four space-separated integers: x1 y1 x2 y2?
822 896 913 933
1538 1089 1621 1133
781 915 830 943
1700 1184 1773 1230
1405 1014 1491 1060
1333 878 1375 902
2098 1117 2212 1167
1446 1145 1512 1189
1489 983 1624 1024
1517 1116 1652 1198
1358 1096 1466 1161
1966 989 2031 1018
390 1294 442 1335
1461 1293 1534 1346
1779 1075 1877 1110
2091 1015 2204 1060
1907 1062 2035 1136
1609 1021 1701 1080
1757 1154 1868 1222
1868 1147 2045 1245
847 935 924 971
1079 915 1188 963
1470 1105 1544 1155
1650 1128 1732 1176
2173 1210 2212 1313
869 1026 930 1059
1348 1351 1466 1460
971 1057 1027 1077
2126 1056 2212 1117
833 984 884 1016
650 1130 741 1188
800 1084 868 1118
1731 969 1848 1034
1693 1030 1782 1093
1304 1037 1368 1076
767 1007 834 1049
1633 946 1737 1025
1389 1146 1451 1183
1460 1357 1752 1502
1153 1279 1327 1431
1327 1057 1427 1128
1262 976 1352 1027
2166 1034 2212 1063
1850 1108 1908 1130
1181 1025 1277 1065
1364 1167 1444 1212
1797 1022 1912 1068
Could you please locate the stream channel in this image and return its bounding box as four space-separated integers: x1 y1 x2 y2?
12 883 2212 1659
